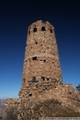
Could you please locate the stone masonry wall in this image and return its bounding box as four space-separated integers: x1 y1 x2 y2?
5 98 19 110
5 84 80 113
18 84 80 111
19 20 62 99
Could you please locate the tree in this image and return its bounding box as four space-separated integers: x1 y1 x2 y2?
0 116 2 120
76 84 80 92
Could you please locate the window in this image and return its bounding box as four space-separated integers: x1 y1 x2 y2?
44 60 46 62
29 31 30 35
33 28 37 32
69 92 72 94
35 42 38 44
32 77 36 82
42 76 45 81
23 79 25 83
41 27 46 31
47 78 49 81
50 29 52 33
40 60 43 64
29 93 32 96
32 57 37 60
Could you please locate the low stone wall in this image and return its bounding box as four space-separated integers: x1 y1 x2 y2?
5 84 80 119
18 84 80 112
5 98 20 111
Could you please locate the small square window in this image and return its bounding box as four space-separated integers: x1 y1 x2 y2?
35 42 38 44
29 31 30 35
32 77 36 82
33 28 37 32
32 57 37 60
42 77 45 81
50 29 52 33
23 79 25 83
69 92 72 94
47 78 49 81
41 27 46 31
44 60 46 62
40 60 43 64
29 93 32 96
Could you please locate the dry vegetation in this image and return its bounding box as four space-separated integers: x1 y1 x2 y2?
17 99 80 120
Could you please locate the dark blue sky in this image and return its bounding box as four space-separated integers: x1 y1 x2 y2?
0 0 80 98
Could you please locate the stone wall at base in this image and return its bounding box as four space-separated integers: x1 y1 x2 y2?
18 84 80 112
17 99 80 120
5 98 20 111
4 84 80 119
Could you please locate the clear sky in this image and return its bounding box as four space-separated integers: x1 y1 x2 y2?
0 0 80 99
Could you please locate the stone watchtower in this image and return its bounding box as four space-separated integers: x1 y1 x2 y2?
5 20 80 118
19 20 62 99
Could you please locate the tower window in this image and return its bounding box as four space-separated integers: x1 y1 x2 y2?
41 27 46 31
47 47 49 49
35 42 38 44
40 60 42 61
44 60 46 62
42 77 45 81
23 79 25 83
69 92 72 94
47 78 49 81
50 29 52 33
32 77 36 82
32 57 37 60
29 93 32 96
29 31 30 35
33 28 37 32
40 60 43 64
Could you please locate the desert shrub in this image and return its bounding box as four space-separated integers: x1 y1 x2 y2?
0 116 2 120
4 107 18 120
76 84 80 92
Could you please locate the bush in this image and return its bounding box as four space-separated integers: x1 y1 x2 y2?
4 107 18 120
76 84 80 92
0 116 2 120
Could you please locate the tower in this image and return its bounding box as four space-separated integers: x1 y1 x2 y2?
19 20 62 99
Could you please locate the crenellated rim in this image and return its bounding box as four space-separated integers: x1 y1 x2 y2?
27 20 54 35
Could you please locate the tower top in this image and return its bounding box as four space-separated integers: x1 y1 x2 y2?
29 20 54 25
28 20 54 34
